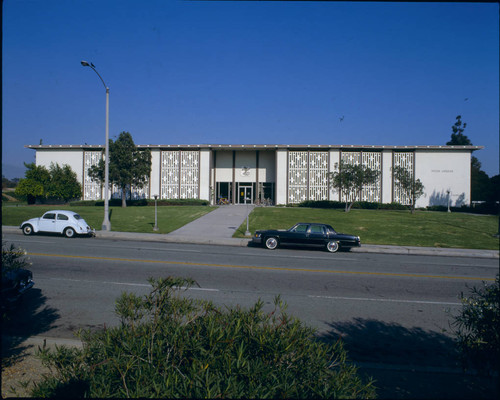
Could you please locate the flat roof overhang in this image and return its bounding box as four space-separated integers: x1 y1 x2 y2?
25 144 483 151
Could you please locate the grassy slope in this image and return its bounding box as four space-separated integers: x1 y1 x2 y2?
234 207 500 250
1 205 215 235
2 205 499 249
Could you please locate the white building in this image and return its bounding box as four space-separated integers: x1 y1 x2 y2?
26 144 481 208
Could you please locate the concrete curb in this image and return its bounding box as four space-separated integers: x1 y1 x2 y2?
2 225 498 258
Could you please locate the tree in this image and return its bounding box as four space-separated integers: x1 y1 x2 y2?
2 176 18 189
328 161 379 212
15 163 51 204
392 165 424 213
47 163 82 202
447 115 471 146
14 162 81 204
446 115 492 202
88 132 151 207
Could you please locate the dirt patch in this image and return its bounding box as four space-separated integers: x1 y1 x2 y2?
1 336 82 398
1 342 49 398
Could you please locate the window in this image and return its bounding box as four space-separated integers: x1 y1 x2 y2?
42 213 56 220
310 225 324 234
293 224 308 233
73 214 82 220
57 214 69 221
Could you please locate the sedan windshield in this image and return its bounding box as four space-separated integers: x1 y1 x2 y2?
73 214 82 220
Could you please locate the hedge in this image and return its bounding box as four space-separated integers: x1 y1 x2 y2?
70 198 210 207
296 200 407 210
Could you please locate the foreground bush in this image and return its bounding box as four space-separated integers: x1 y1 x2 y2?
32 277 376 398
452 275 499 374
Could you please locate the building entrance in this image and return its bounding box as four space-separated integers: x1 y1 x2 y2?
239 186 252 204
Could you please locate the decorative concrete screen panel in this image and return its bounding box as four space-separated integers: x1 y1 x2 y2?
180 151 199 199
361 152 381 202
84 151 102 200
161 151 199 199
288 151 329 203
161 151 180 199
288 151 308 203
393 152 414 205
110 183 149 200
308 152 329 201
131 184 149 200
340 151 381 202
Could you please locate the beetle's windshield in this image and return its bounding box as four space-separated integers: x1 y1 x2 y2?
73 214 82 220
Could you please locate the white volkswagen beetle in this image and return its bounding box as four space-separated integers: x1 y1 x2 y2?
20 210 95 238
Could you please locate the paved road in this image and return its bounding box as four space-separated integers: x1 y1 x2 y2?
3 232 497 337
2 232 498 399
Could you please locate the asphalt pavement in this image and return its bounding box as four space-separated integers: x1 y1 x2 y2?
3 204 499 258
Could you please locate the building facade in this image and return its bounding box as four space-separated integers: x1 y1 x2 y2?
27 144 481 208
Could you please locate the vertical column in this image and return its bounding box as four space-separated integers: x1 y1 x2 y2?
275 149 288 205
381 150 393 204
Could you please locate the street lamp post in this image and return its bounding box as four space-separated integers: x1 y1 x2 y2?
245 197 251 236
81 61 111 231
153 195 159 231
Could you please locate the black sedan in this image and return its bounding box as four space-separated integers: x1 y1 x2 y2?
252 222 360 253
1 268 34 310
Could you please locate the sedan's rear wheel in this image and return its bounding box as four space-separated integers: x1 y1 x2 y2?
64 227 75 238
265 237 278 250
22 224 33 236
326 240 339 253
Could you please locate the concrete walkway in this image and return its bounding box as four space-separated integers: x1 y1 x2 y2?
169 205 254 238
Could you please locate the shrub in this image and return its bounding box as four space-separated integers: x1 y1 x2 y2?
451 275 499 374
297 200 407 210
32 277 376 399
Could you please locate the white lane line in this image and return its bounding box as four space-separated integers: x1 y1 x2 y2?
404 261 498 269
308 295 461 306
40 277 219 292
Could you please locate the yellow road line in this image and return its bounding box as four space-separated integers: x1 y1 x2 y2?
27 252 495 281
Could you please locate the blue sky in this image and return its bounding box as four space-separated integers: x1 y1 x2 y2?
2 0 499 178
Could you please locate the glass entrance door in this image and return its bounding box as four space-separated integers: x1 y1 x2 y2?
239 186 252 204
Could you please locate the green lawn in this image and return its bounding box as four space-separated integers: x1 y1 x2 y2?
1 205 216 234
2 205 499 250
234 207 500 250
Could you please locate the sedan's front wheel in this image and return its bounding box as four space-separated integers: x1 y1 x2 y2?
265 237 279 250
326 240 339 253
22 224 34 236
64 227 76 238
